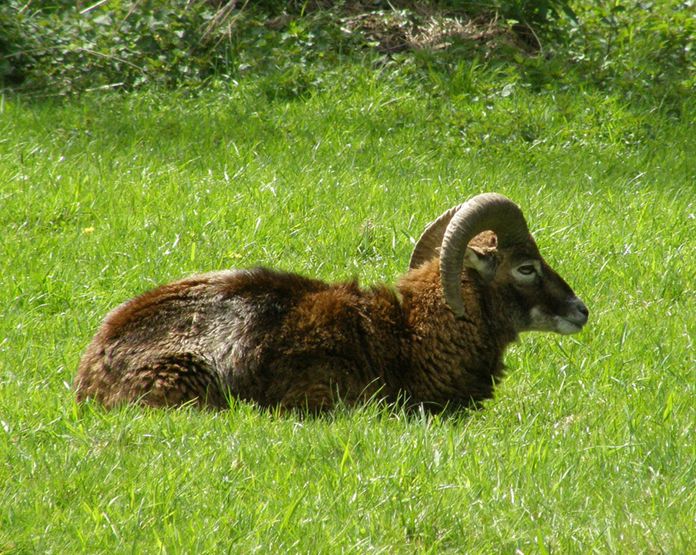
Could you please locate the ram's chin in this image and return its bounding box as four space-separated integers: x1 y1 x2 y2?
528 308 584 335
554 318 583 335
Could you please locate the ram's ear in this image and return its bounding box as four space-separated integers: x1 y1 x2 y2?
463 246 497 281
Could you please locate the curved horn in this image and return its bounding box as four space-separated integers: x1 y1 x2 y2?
409 205 462 270
439 193 530 317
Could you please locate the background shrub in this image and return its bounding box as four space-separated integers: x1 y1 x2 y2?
0 0 692 112
0 0 575 95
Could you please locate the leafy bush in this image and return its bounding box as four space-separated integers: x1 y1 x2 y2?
0 0 692 112
0 0 575 95
1 0 227 93
0 2 38 87
564 1 694 109
488 0 577 26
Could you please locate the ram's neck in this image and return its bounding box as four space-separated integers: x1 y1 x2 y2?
396 259 518 408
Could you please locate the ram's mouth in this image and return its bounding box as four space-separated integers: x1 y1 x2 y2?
529 307 588 335
555 317 585 335
558 299 589 334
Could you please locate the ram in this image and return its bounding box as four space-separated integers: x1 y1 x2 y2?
74 193 588 411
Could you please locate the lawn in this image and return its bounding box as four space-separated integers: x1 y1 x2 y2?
1 4 694 553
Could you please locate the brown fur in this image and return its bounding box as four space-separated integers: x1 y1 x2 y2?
75 232 586 411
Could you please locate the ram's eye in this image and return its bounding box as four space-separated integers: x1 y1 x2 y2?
516 264 537 276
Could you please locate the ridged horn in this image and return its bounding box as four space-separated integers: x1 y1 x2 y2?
439 193 530 317
409 205 462 270
409 193 528 270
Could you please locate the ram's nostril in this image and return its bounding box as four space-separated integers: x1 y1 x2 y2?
571 298 589 324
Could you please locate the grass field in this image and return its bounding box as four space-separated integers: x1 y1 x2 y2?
1 23 695 554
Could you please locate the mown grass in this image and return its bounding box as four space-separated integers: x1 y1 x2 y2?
1 50 694 554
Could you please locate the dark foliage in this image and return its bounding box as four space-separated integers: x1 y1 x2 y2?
1 0 692 110
0 0 573 94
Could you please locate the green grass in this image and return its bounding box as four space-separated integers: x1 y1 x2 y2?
1 60 694 553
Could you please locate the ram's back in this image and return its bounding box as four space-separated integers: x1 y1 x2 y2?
74 269 325 407
74 268 405 409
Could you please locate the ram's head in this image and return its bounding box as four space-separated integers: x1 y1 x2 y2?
409 193 589 335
